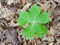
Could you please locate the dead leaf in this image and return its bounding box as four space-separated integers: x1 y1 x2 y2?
22 0 26 5
48 27 54 35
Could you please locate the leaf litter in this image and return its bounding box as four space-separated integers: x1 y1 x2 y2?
0 0 60 45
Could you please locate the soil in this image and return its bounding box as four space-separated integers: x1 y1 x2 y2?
0 0 60 45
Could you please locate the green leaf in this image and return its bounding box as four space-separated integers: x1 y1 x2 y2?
37 12 50 24
22 24 48 39
29 4 41 15
17 4 50 39
22 25 35 39
17 11 32 26
35 24 48 38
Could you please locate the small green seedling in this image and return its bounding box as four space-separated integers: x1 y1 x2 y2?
17 4 50 40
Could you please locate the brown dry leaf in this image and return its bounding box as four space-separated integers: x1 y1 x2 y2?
39 1 51 11
23 42 27 45
0 42 5 45
20 3 31 11
54 0 60 4
56 40 60 45
22 0 26 5
53 17 60 31
52 6 60 18
0 27 2 30
4 29 18 45
48 27 54 35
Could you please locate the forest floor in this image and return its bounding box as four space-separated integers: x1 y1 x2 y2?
0 0 60 45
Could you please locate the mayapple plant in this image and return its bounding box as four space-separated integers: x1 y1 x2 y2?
17 4 50 40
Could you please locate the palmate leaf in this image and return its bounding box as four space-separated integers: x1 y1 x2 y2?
29 4 41 15
35 24 48 38
17 4 50 39
17 11 33 26
37 12 50 24
22 24 48 39
22 24 35 39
